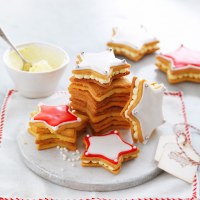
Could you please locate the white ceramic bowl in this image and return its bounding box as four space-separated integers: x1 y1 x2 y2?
3 42 70 98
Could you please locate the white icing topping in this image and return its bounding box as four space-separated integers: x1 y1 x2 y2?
87 134 132 161
132 81 164 143
110 26 158 50
75 50 126 75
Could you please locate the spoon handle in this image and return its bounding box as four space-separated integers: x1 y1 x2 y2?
0 28 26 63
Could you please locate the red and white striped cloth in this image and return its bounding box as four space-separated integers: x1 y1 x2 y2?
0 90 199 199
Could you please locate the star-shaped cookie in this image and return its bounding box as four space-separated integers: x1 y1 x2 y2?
81 130 139 174
29 104 88 150
107 26 159 61
121 77 165 144
31 104 81 130
156 45 200 83
72 49 130 87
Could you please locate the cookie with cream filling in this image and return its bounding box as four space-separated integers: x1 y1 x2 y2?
81 130 139 174
70 97 129 114
121 77 165 144
156 45 200 84
107 26 159 61
69 76 131 102
72 49 130 87
28 104 88 150
69 74 131 135
89 119 130 134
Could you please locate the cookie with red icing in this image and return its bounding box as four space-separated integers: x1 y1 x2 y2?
156 45 200 83
81 130 139 174
28 104 88 150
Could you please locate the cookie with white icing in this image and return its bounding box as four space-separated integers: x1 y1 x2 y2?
156 45 200 84
107 26 159 61
81 130 139 174
28 104 88 150
72 49 130 87
121 77 165 144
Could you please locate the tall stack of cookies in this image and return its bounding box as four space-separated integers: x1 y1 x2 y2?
69 49 131 135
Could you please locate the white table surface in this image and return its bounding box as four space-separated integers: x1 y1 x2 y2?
0 0 200 197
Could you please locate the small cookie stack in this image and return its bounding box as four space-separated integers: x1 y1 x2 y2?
69 49 131 135
28 104 88 150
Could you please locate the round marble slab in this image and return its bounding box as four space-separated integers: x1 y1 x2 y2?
17 128 163 192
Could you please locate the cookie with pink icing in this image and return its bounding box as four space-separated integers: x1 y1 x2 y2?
121 77 165 144
107 26 159 61
81 130 139 174
72 49 130 87
156 45 200 83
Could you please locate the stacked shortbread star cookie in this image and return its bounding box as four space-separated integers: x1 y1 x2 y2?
69 49 131 135
28 104 88 150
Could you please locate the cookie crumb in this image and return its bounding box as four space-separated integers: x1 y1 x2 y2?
71 163 75 167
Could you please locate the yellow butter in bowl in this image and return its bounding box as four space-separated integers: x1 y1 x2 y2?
7 43 66 72
3 42 70 98
29 60 54 72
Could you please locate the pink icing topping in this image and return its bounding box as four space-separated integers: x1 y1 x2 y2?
163 45 200 68
33 105 78 126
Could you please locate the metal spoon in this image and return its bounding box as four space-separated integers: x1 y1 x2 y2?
0 28 32 71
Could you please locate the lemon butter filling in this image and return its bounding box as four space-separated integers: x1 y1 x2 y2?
156 59 200 80
74 68 129 84
82 160 115 171
29 60 53 72
156 60 168 71
8 44 66 72
82 154 136 171
168 71 200 80
112 43 158 58
124 78 140 140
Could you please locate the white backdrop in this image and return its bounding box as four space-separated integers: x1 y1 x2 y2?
0 0 200 198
